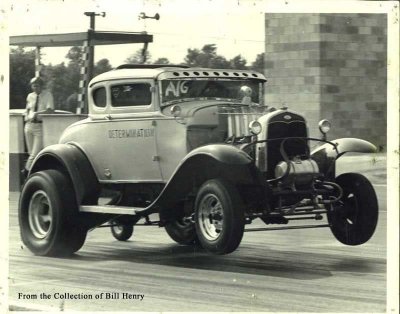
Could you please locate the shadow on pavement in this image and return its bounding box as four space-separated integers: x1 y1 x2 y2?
62 242 385 281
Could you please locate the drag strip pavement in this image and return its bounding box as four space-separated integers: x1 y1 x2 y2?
8 154 388 312
9 200 386 311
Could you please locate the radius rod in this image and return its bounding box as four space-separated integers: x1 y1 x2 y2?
244 223 330 232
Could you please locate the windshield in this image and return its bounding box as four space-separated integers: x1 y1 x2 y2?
160 79 262 106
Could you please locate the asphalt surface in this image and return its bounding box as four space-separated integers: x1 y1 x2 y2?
7 154 388 312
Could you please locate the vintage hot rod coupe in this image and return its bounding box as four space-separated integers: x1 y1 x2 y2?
19 65 378 256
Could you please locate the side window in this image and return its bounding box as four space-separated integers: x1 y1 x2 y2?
111 83 152 107
93 87 107 108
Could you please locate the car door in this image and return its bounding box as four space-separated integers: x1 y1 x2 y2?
99 79 163 182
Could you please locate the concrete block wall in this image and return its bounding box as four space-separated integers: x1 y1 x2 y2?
265 13 323 138
318 14 387 149
264 13 387 148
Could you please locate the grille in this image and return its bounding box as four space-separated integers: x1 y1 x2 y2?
265 113 308 179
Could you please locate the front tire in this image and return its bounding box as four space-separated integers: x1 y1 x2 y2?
194 179 245 254
19 170 87 256
328 173 378 245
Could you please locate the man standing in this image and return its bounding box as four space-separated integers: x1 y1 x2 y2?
23 77 54 176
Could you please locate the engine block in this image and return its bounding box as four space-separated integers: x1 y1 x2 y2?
275 158 319 189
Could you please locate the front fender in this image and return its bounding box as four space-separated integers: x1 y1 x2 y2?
311 138 377 158
185 144 253 165
29 143 100 205
154 144 268 216
311 138 377 179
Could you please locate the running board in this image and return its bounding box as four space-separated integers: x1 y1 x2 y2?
80 205 143 215
244 224 330 232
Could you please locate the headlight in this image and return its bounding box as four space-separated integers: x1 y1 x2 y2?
318 119 331 134
170 105 182 117
249 120 262 135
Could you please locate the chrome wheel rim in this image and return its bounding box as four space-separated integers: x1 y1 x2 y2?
112 225 124 235
198 193 223 241
28 190 53 239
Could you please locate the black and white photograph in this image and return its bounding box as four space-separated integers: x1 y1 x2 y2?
1 0 399 312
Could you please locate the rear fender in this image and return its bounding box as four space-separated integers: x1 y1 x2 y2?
29 143 100 205
156 144 269 217
311 138 377 179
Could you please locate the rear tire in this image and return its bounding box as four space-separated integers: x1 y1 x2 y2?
19 170 87 256
165 219 198 245
328 173 378 245
194 179 244 254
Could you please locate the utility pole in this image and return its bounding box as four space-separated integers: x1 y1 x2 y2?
84 12 106 80
77 11 106 113
138 12 160 63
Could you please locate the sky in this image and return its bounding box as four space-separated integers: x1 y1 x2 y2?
8 0 266 67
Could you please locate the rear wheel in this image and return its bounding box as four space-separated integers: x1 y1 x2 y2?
165 218 198 245
328 173 378 245
194 179 244 254
19 170 87 256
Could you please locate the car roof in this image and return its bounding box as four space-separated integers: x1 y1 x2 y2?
90 66 267 86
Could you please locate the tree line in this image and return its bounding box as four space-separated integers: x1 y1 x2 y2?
10 44 264 110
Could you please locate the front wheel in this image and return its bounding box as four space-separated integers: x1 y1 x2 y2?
194 179 245 254
19 170 87 256
328 173 378 245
